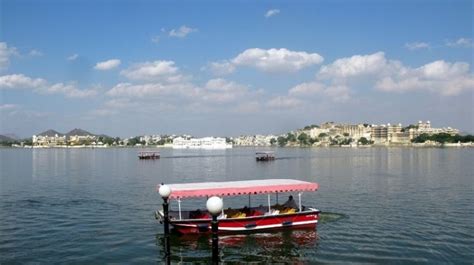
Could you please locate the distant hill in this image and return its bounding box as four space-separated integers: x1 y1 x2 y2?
33 128 112 138
3 133 19 140
38 129 64 137
97 134 113 139
0 135 16 142
66 128 95 136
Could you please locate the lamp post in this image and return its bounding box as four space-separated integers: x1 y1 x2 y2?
206 196 223 264
159 184 172 263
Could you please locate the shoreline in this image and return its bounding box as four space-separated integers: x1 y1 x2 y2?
3 143 473 149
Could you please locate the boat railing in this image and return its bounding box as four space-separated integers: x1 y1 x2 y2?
165 204 316 221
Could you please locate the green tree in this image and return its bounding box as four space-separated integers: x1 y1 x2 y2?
297 133 309 145
401 124 419 132
343 132 350 137
127 136 141 146
287 133 297 142
270 138 277 145
277 136 288 147
358 137 370 145
318 133 328 138
309 137 319 145
411 133 430 143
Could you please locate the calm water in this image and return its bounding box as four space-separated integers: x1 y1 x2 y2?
0 147 473 264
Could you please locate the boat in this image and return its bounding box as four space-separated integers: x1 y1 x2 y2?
256 151 275 161
138 151 160 159
155 179 320 234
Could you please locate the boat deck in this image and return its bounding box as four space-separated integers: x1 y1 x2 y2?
256 152 275 161
138 151 160 159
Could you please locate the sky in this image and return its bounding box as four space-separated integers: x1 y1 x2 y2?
0 0 473 138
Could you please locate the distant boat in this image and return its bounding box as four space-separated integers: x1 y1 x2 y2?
256 151 275 161
138 151 160 159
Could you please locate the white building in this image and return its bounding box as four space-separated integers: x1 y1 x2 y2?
172 137 232 149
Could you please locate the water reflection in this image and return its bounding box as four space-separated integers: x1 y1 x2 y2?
156 229 319 263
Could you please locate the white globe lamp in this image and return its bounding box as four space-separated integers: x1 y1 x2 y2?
206 196 223 216
159 184 172 199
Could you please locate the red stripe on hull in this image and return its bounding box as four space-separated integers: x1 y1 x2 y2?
171 211 319 234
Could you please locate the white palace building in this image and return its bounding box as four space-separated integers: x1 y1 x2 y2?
172 137 232 149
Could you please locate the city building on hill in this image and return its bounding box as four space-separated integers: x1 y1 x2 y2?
140 135 162 145
172 136 232 149
410 121 459 137
68 134 97 145
32 131 66 147
308 123 370 141
371 123 411 144
371 125 388 144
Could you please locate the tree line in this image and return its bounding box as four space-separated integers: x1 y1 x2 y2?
412 133 474 144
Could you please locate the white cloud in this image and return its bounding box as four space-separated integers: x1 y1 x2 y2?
106 82 196 98
38 83 98 98
375 60 474 95
29 49 43 56
201 78 249 103
106 78 254 104
67 54 79 61
169 25 197 38
291 51 474 99
0 42 18 71
323 85 351 103
232 48 324 73
89 109 117 117
318 51 395 80
206 61 236 76
0 104 19 111
207 48 323 75
405 42 430 50
0 74 47 89
94 59 121 70
289 82 325 95
0 73 97 98
121 60 184 82
232 101 261 113
289 82 351 103
446 37 473 48
265 9 280 18
266 96 303 109
151 36 160 43
105 75 262 116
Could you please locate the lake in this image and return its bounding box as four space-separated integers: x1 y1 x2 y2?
0 147 473 263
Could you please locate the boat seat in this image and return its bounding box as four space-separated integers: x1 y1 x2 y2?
228 212 246 218
280 208 296 214
248 210 264 217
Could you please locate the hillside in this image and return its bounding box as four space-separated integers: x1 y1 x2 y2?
0 135 16 142
66 128 95 136
38 129 64 137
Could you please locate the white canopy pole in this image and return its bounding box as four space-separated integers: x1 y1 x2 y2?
298 192 302 212
178 198 182 220
267 193 271 213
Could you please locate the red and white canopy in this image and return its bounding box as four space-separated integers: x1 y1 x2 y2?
157 179 318 199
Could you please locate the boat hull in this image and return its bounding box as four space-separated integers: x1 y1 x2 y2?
168 210 319 234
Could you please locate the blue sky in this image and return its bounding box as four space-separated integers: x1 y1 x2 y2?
1 0 473 137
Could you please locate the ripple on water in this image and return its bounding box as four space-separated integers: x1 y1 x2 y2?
1 147 473 263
